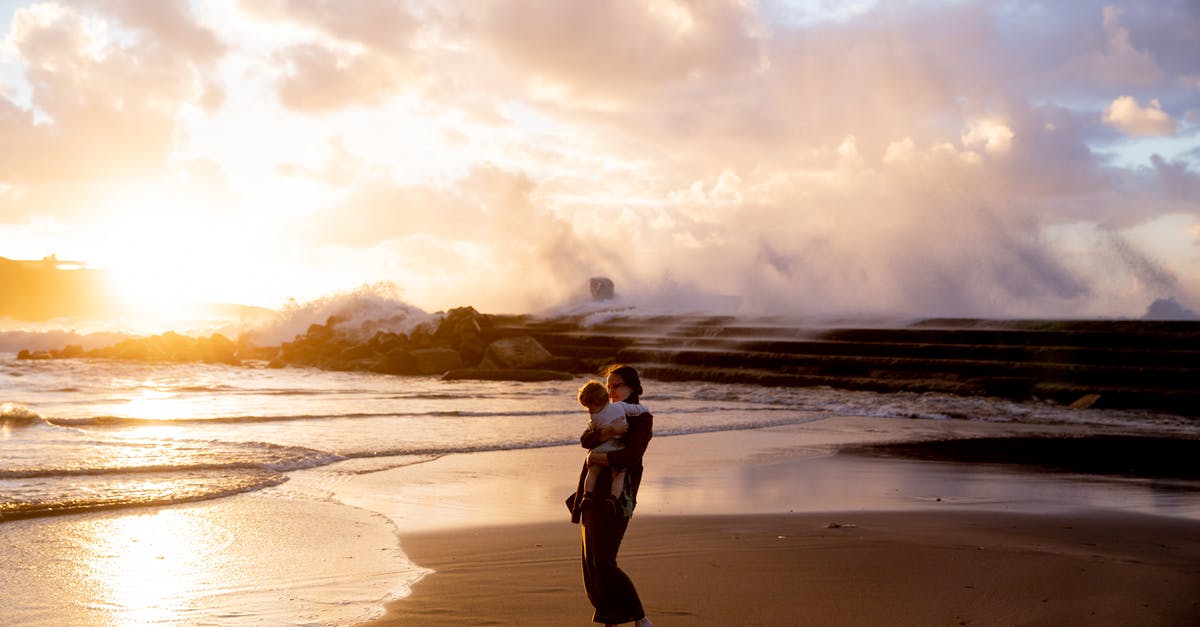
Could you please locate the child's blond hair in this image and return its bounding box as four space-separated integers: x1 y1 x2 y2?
577 380 609 409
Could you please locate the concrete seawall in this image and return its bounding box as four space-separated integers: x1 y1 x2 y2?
481 315 1200 415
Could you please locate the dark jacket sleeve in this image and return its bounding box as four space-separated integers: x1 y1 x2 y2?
567 412 653 523
602 412 652 469
580 424 604 450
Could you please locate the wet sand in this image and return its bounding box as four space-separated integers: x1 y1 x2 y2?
369 511 1200 626
351 417 1200 626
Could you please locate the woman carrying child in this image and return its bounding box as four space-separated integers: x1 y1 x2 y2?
567 364 654 627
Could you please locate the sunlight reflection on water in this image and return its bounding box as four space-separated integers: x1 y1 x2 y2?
75 510 226 624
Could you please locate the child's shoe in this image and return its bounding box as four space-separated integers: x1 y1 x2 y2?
579 492 596 510
602 495 621 516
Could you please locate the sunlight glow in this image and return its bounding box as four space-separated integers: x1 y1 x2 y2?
75 510 232 625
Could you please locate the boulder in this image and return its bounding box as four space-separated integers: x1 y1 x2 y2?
480 336 554 370
198 333 238 364
410 347 464 375
368 331 407 353
339 343 378 361
238 345 280 361
373 348 420 375
53 344 84 358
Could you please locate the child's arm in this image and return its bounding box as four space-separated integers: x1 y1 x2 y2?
616 401 648 416
594 412 652 469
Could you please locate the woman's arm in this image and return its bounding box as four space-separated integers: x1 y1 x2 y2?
580 420 629 449
580 424 603 449
590 412 652 467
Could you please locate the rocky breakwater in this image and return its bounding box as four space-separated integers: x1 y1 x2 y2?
265 306 578 377
18 311 1200 415
474 315 1200 415
265 307 575 381
18 331 238 364
17 307 580 382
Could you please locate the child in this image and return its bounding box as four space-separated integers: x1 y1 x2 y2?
576 380 648 513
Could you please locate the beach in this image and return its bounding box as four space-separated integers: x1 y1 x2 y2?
370 512 1200 626
349 417 1200 626
5 357 1200 625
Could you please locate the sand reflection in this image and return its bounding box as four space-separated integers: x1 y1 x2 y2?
73 510 232 624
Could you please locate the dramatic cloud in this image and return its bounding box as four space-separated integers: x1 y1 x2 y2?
476 0 768 100
0 2 221 199
273 43 407 112
1068 5 1164 86
1 0 1198 319
1103 95 1178 136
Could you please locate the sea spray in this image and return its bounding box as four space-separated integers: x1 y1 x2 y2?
241 282 433 347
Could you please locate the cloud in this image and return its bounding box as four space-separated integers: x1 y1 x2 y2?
239 0 420 55
475 0 768 102
1150 155 1200 201
238 0 424 112
5 0 1200 317
273 43 407 112
0 3 215 188
81 0 225 63
297 158 602 312
1067 5 1164 87
962 119 1015 154
1103 95 1178 136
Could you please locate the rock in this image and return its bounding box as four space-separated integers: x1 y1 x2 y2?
408 322 436 349
590 277 614 300
368 331 407 353
238 345 280 361
373 348 419 375
111 338 150 360
198 333 238 364
305 319 336 342
410 347 464 375
442 368 574 382
339 343 378 361
325 358 377 372
480 336 554 370
52 344 84 358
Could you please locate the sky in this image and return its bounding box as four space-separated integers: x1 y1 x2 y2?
1 0 1198 322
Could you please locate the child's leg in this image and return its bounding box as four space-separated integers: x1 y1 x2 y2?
609 468 626 499
583 464 601 494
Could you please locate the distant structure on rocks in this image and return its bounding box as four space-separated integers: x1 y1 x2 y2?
589 277 614 301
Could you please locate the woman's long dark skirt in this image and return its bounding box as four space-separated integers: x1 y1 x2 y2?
580 506 645 624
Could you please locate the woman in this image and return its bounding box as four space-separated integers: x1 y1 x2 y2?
568 364 654 627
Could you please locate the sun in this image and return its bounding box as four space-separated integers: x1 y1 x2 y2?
86 183 257 331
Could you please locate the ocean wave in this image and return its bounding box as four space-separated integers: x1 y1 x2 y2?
46 409 581 426
1 402 48 427
333 414 831 461
2 437 344 477
0 468 289 522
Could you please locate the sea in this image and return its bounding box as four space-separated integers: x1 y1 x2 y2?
3 323 1200 624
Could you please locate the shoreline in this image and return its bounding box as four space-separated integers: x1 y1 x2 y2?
331 416 1200 625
